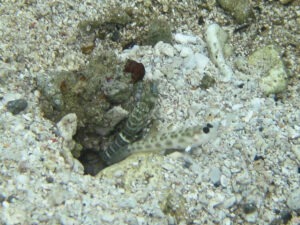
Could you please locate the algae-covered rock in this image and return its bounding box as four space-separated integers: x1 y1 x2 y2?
56 113 83 159
248 45 282 72
78 9 133 40
6 99 28 115
37 53 116 125
217 0 254 23
248 45 288 95
37 50 158 174
162 191 187 223
37 51 135 154
143 19 172 46
279 0 294 4
200 74 216 90
260 65 288 95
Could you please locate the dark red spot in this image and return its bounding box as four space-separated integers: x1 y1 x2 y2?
124 59 145 83
106 76 113 82
60 80 68 92
79 75 87 81
49 138 58 143
29 22 36 29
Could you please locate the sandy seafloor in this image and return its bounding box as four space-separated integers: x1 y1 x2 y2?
0 0 300 224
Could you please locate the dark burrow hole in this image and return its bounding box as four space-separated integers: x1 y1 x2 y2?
78 149 109 176
37 52 155 176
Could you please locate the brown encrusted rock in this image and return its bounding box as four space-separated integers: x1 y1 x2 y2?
124 59 145 83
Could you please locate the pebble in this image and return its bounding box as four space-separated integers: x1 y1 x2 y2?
286 188 300 210
243 202 257 214
209 167 221 185
222 217 233 225
118 197 137 209
279 0 294 4
223 196 236 209
235 171 251 185
244 211 258 223
101 213 115 222
125 216 138 225
1 203 28 225
56 113 77 141
195 53 210 73
0 194 5 203
155 42 175 57
174 33 198 44
179 46 193 58
6 98 28 115
49 187 69 206
220 175 230 187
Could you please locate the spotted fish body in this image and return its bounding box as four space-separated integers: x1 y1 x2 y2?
127 123 218 155
101 122 218 165
99 79 218 166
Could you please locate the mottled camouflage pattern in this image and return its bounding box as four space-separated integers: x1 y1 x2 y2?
99 81 158 165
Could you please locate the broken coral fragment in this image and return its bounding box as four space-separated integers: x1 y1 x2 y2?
206 23 233 82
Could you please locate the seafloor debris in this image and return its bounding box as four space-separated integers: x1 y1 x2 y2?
6 98 28 115
124 59 145 83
